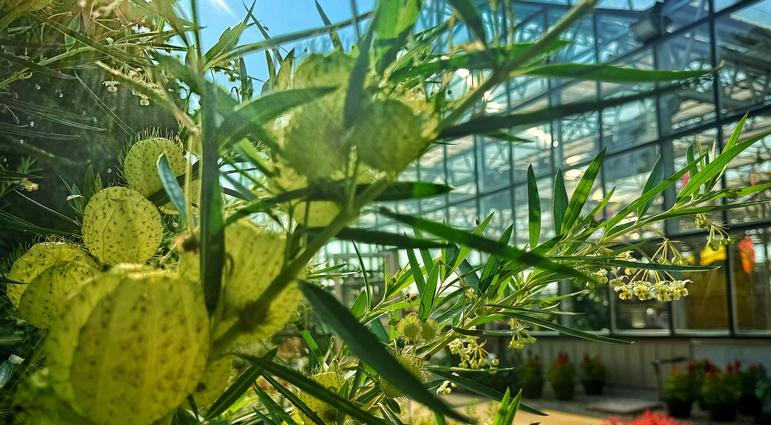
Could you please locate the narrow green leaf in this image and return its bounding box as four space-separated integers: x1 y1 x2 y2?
376 181 454 201
204 8 251 67
344 4 377 129
314 0 343 50
327 228 448 249
418 260 439 320
262 373 325 425
42 18 149 67
604 259 717 272
519 63 710 82
374 0 420 74
638 155 663 218
448 0 487 45
300 283 469 422
156 154 187 219
0 52 75 80
205 349 276 419
352 241 372 309
553 169 568 234
200 84 225 315
430 369 545 416
220 87 336 148
503 311 630 344
526 165 541 248
380 209 596 284
241 353 390 425
407 249 426 295
679 130 771 200
562 148 605 233
723 113 748 151
253 383 295 424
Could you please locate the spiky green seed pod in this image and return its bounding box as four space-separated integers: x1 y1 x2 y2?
6 242 98 311
396 312 422 342
281 52 356 182
421 318 439 341
123 137 185 197
81 187 163 265
352 99 431 174
179 220 301 341
192 357 235 408
48 267 209 425
18 257 99 329
298 371 345 424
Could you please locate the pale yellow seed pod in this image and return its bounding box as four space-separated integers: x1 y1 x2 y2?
81 187 163 265
123 137 185 197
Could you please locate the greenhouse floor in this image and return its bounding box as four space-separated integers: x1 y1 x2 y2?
403 390 763 424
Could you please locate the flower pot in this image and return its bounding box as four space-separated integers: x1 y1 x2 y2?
582 379 604 395
697 396 708 411
708 402 737 422
666 399 693 418
552 384 575 401
522 381 543 398
738 394 762 416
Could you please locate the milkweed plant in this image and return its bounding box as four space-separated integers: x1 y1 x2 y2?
0 0 769 424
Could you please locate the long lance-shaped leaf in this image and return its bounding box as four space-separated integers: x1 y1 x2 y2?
519 63 711 82
204 349 276 420
380 209 597 284
439 84 685 140
603 259 717 272
527 165 541 248
604 153 705 233
204 4 252 68
373 0 420 74
156 154 187 220
502 311 631 344
678 130 771 200
42 18 150 67
200 84 226 314
448 0 487 45
261 373 324 425
562 149 605 233
214 11 371 66
419 260 440 320
220 87 336 148
430 369 545 416
638 155 663 218
322 227 448 249
240 353 390 425
315 0 343 50
300 283 470 422
344 1 378 129
0 52 75 80
553 169 568 234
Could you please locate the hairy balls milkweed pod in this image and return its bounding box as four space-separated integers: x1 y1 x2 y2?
81 187 163 265
47 266 209 425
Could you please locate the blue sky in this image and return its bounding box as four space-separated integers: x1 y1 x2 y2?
193 0 374 83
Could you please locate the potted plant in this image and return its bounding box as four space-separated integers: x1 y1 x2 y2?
548 352 576 401
739 362 766 416
581 354 606 395
664 368 697 418
688 358 719 411
700 368 741 422
520 355 545 398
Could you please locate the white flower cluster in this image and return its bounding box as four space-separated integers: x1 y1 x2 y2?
695 213 731 250
603 242 693 302
507 319 536 350
449 335 498 370
437 380 457 395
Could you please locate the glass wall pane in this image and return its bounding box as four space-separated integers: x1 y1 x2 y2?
446 136 477 202
663 0 709 33
554 81 600 168
478 138 511 192
480 190 513 239
597 12 644 62
512 123 552 183
419 144 447 211
733 227 771 333
716 0 771 115
657 23 715 135
604 144 664 238
672 236 730 332
562 281 611 331
448 199 478 229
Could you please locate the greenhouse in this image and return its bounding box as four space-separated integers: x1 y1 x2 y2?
0 0 769 424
